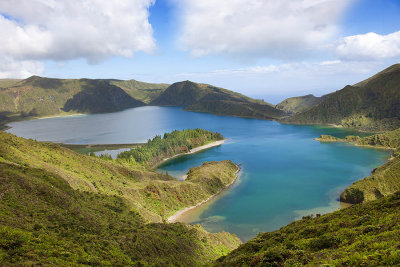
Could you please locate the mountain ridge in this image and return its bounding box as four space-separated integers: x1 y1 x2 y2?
151 80 285 119
283 64 400 132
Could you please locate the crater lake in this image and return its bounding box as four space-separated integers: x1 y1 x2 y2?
6 106 389 241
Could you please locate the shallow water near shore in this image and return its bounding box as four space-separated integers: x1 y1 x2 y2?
6 106 389 241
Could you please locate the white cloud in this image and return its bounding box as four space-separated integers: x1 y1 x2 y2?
174 0 353 59
0 56 44 79
176 61 375 78
336 31 400 60
320 60 341 65
0 0 155 77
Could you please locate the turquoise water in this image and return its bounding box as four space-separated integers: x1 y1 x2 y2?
6 106 389 241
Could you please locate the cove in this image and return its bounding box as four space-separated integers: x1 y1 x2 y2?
6 106 390 241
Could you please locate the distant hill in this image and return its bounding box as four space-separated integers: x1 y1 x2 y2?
284 64 400 131
63 80 145 113
110 79 169 104
0 76 166 120
151 81 285 119
276 94 325 114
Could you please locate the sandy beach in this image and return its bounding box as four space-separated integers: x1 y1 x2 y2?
37 113 85 120
151 139 226 169
168 165 241 223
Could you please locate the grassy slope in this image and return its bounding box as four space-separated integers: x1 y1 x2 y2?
150 81 284 119
0 132 242 265
0 162 240 266
275 94 324 114
110 79 169 104
216 192 400 266
0 131 239 222
285 64 400 132
316 128 400 203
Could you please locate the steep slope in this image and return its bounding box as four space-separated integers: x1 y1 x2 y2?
0 162 240 266
63 80 145 113
151 81 284 119
285 64 400 131
276 94 325 114
187 100 284 120
150 81 214 106
0 132 241 265
110 79 169 103
216 192 400 266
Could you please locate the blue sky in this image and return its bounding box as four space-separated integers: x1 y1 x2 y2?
0 0 399 103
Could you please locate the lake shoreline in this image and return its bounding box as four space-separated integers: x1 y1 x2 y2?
168 164 241 223
36 113 85 120
314 137 393 207
151 139 226 169
1 112 85 131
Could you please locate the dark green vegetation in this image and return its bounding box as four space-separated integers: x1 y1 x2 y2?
316 128 400 204
216 192 400 266
275 94 325 114
0 131 241 265
118 128 224 167
151 81 285 120
285 64 400 132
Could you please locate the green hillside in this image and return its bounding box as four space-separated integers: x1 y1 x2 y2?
187 100 284 120
0 130 240 222
0 162 240 266
0 131 241 265
216 192 400 266
276 94 325 114
150 80 284 119
110 79 169 104
285 64 400 132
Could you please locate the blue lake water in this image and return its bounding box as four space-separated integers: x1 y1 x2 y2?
6 106 389 241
